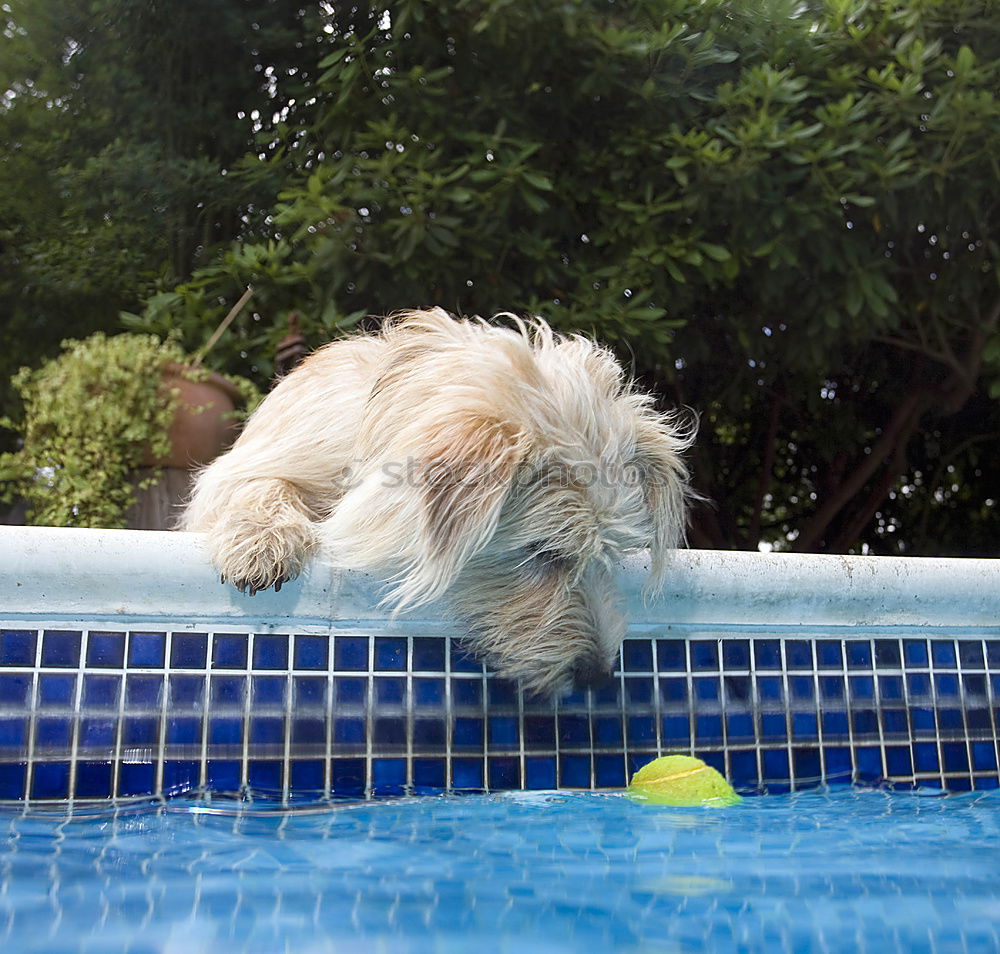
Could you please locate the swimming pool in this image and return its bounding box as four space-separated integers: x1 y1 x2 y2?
2 788 999 953
1 525 999 951
3 526 999 802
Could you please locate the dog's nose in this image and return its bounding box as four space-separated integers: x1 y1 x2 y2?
572 660 614 691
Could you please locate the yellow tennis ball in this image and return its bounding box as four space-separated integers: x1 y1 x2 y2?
628 755 741 807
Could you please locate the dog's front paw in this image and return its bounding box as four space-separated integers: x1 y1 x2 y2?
209 521 316 597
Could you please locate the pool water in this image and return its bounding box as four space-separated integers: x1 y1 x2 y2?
2 789 998 953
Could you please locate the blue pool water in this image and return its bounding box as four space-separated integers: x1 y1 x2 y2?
2 789 999 953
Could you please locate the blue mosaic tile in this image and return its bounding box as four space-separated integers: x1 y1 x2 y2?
452 679 482 708
122 716 158 747
206 760 241 792
333 676 366 707
558 714 590 748
412 637 446 671
728 750 758 787
75 761 113 799
855 746 882 780
959 641 985 669
252 635 288 670
32 763 70 799
595 754 625 787
625 677 654 705
252 675 286 707
689 640 719 670
294 675 327 708
523 716 556 747
38 674 75 707
413 677 444 707
593 715 622 746
35 717 72 750
169 674 204 708
524 756 556 789
972 742 998 771
489 716 518 749
118 762 155 797
934 672 960 699
290 759 324 794
165 716 201 746
659 677 687 707
452 718 483 748
126 674 162 709
212 634 248 669
793 747 821 781
791 712 818 740
78 717 115 749
87 632 125 668
621 640 652 672
874 639 901 667
210 675 245 707
209 717 243 746
754 639 782 670
413 718 445 747
374 636 406 671
726 713 754 742
655 640 686 671
1 627 998 802
816 641 843 669
334 636 368 671
694 714 722 745
725 675 751 704
451 758 483 790
757 676 783 703
0 674 31 706
913 742 939 772
824 746 853 780
170 633 208 668
784 641 813 670
885 746 913 776
963 673 988 701
333 717 365 745
559 755 590 788
450 646 482 673
0 631 36 667
128 632 165 668
248 760 283 792
488 757 519 790
293 717 326 745
249 717 284 746
931 640 957 668
488 679 518 707
41 631 81 668
294 634 329 670
330 758 365 796
162 760 199 795
846 641 873 670
904 639 929 668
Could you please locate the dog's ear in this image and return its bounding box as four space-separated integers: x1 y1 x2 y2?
633 413 696 591
412 415 528 605
319 411 528 612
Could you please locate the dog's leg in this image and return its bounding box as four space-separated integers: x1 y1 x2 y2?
191 475 317 595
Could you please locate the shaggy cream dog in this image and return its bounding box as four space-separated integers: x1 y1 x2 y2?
183 309 694 695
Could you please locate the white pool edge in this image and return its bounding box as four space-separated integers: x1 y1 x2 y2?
2 525 998 631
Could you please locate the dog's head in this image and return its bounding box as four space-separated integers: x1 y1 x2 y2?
322 311 694 696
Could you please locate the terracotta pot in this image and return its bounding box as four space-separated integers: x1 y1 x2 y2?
149 364 244 468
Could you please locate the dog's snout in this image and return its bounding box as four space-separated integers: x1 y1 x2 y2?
572 659 614 691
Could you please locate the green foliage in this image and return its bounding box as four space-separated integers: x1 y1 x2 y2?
1 334 259 528
5 0 1000 552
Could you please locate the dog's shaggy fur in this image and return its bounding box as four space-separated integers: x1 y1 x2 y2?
183 309 694 695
